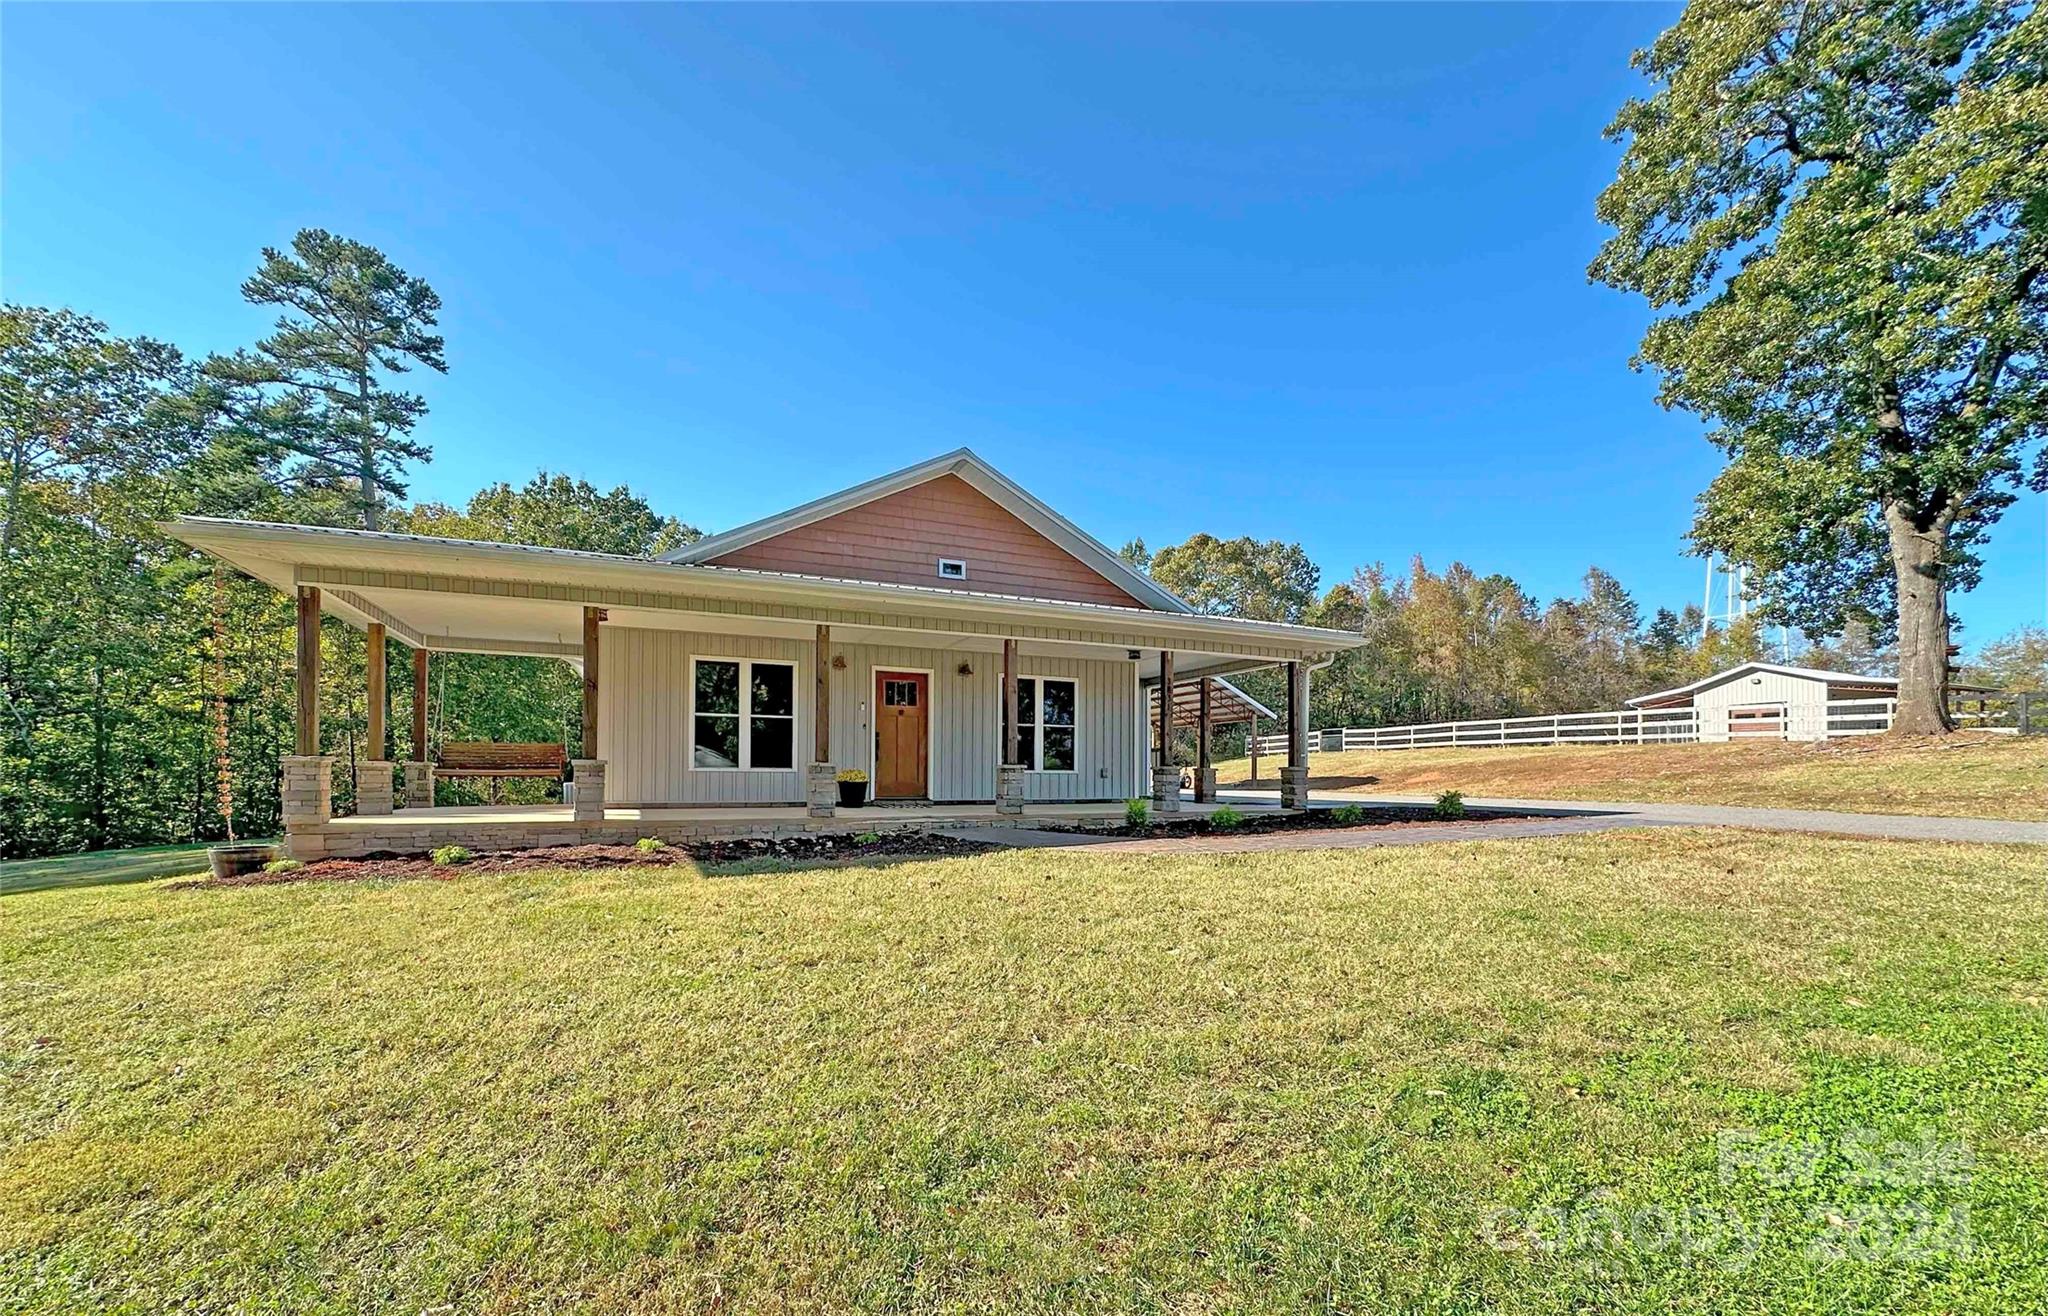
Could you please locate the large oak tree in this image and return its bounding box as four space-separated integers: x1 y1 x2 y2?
1592 0 2044 733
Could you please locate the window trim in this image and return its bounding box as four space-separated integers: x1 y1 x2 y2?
936 557 968 580
688 655 799 772
1016 673 1080 774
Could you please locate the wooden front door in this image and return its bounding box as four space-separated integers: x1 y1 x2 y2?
874 671 930 799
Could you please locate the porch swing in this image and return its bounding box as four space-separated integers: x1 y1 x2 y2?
424 654 567 798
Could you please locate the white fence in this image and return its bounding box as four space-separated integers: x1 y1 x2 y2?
1251 695 2022 756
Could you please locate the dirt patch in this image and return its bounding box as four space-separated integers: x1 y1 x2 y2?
172 832 1001 888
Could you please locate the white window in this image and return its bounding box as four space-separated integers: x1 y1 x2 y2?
937 557 968 580
1018 676 1077 772
691 657 796 770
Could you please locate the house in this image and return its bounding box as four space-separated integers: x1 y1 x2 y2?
1625 661 1904 741
170 449 1362 858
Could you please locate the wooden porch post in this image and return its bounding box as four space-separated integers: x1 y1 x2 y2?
1152 650 1178 810
1282 660 1309 808
995 638 1023 813
1195 676 1213 802
1286 661 1305 765
814 625 831 763
283 584 333 842
412 649 430 759
581 607 603 760
573 607 607 822
365 623 387 761
1003 639 1021 766
295 585 321 755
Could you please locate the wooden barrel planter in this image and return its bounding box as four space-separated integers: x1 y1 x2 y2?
207 843 277 879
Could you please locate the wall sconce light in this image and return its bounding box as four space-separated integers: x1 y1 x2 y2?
831 654 847 670
957 660 975 677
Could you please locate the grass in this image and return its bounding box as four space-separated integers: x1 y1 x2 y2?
0 840 275 898
2 833 2044 1313
1223 734 2045 820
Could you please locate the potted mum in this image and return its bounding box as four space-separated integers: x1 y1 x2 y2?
836 768 869 808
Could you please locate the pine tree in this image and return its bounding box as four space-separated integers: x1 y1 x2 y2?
207 230 446 529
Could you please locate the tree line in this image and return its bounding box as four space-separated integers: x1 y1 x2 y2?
1123 534 2041 755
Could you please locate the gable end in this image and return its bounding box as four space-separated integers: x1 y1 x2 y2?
701 474 1146 607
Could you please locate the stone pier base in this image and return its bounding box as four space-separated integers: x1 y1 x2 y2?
1193 766 1218 803
996 763 1025 815
1150 762 1183 813
805 763 836 818
571 759 606 822
355 761 394 816
403 760 435 809
281 755 333 860
1279 765 1310 810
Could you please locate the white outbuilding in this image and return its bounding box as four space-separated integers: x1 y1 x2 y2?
1625 662 1900 741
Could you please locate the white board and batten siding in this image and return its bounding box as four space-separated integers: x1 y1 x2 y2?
830 644 1140 803
598 627 813 804
600 625 1143 804
1690 667 1832 741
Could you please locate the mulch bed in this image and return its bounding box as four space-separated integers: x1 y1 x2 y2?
175 832 1000 888
174 806 1561 889
1044 803 1558 840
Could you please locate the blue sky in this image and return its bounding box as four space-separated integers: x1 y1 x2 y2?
6 3 2040 644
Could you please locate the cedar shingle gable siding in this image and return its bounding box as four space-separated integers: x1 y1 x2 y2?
703 474 1146 608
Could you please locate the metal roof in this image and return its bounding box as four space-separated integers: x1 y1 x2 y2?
1626 661 1898 708
1148 676 1278 729
163 516 1365 654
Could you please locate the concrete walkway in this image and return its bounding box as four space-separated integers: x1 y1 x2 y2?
1228 790 2045 845
942 790 2045 856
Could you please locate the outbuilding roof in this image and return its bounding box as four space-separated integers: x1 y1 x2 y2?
1148 676 1278 730
1625 661 1898 709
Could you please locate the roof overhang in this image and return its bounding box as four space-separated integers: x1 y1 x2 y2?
659 447 1194 614
165 517 1360 676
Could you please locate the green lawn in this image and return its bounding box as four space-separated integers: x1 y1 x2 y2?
0 842 264 897
1222 734 2046 820
3 834 2043 1313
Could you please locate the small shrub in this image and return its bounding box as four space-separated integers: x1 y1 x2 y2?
854 831 882 845
1209 805 1245 829
1124 798 1149 828
634 837 667 854
1329 804 1365 826
261 858 303 874
835 768 868 784
430 845 473 867
1433 790 1466 820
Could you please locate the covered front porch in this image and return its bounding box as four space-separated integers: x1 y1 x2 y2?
168 517 1355 860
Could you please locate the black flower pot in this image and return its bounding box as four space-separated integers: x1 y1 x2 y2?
838 781 869 808
208 843 277 879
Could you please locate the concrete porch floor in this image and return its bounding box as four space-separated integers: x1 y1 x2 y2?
295 798 1269 860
